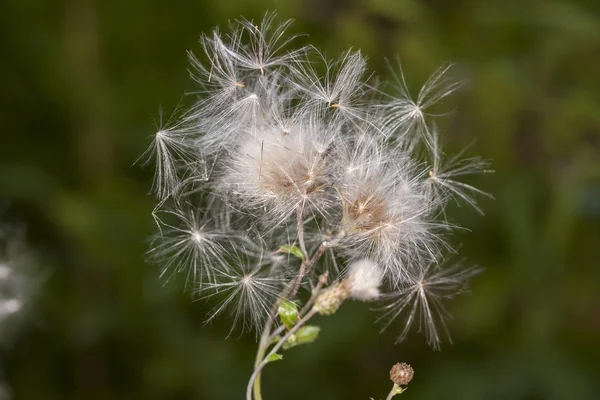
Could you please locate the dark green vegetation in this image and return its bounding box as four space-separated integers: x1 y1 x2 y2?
1 0 599 399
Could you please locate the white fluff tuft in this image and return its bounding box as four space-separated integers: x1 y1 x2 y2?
346 259 383 301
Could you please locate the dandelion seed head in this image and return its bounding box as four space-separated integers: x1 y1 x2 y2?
143 14 489 346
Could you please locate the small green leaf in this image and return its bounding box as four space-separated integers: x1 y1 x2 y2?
295 325 320 345
394 386 406 395
279 244 304 260
278 299 299 329
266 353 283 363
282 326 320 350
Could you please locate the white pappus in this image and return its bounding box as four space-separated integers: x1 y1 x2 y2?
143 12 490 348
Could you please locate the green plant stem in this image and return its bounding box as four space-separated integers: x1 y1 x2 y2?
250 276 327 400
251 270 305 400
249 230 342 400
249 273 308 400
252 348 265 400
299 271 328 314
265 272 328 344
385 383 404 400
252 316 274 400
247 308 319 400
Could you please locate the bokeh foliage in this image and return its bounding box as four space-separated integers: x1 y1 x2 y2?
1 0 599 399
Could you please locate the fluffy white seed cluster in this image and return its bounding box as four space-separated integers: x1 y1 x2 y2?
145 13 489 347
345 259 383 301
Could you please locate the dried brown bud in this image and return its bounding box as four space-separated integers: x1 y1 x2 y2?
390 362 414 386
313 281 350 315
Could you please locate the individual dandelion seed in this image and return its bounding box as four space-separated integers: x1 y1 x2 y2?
225 12 308 76
189 29 246 96
290 50 372 125
378 260 482 350
424 133 494 215
190 77 263 154
148 197 240 287
138 108 199 200
197 247 290 334
380 62 461 150
262 74 316 138
187 32 261 155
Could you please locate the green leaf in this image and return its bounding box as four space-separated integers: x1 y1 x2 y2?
295 325 320 344
278 299 299 329
266 353 283 363
279 244 304 260
282 326 320 350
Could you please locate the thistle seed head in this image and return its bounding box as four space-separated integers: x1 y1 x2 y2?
143 12 489 346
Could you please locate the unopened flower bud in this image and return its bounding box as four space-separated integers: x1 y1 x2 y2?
313 282 350 315
390 362 414 386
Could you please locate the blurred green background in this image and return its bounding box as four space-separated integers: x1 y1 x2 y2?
1 0 600 399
